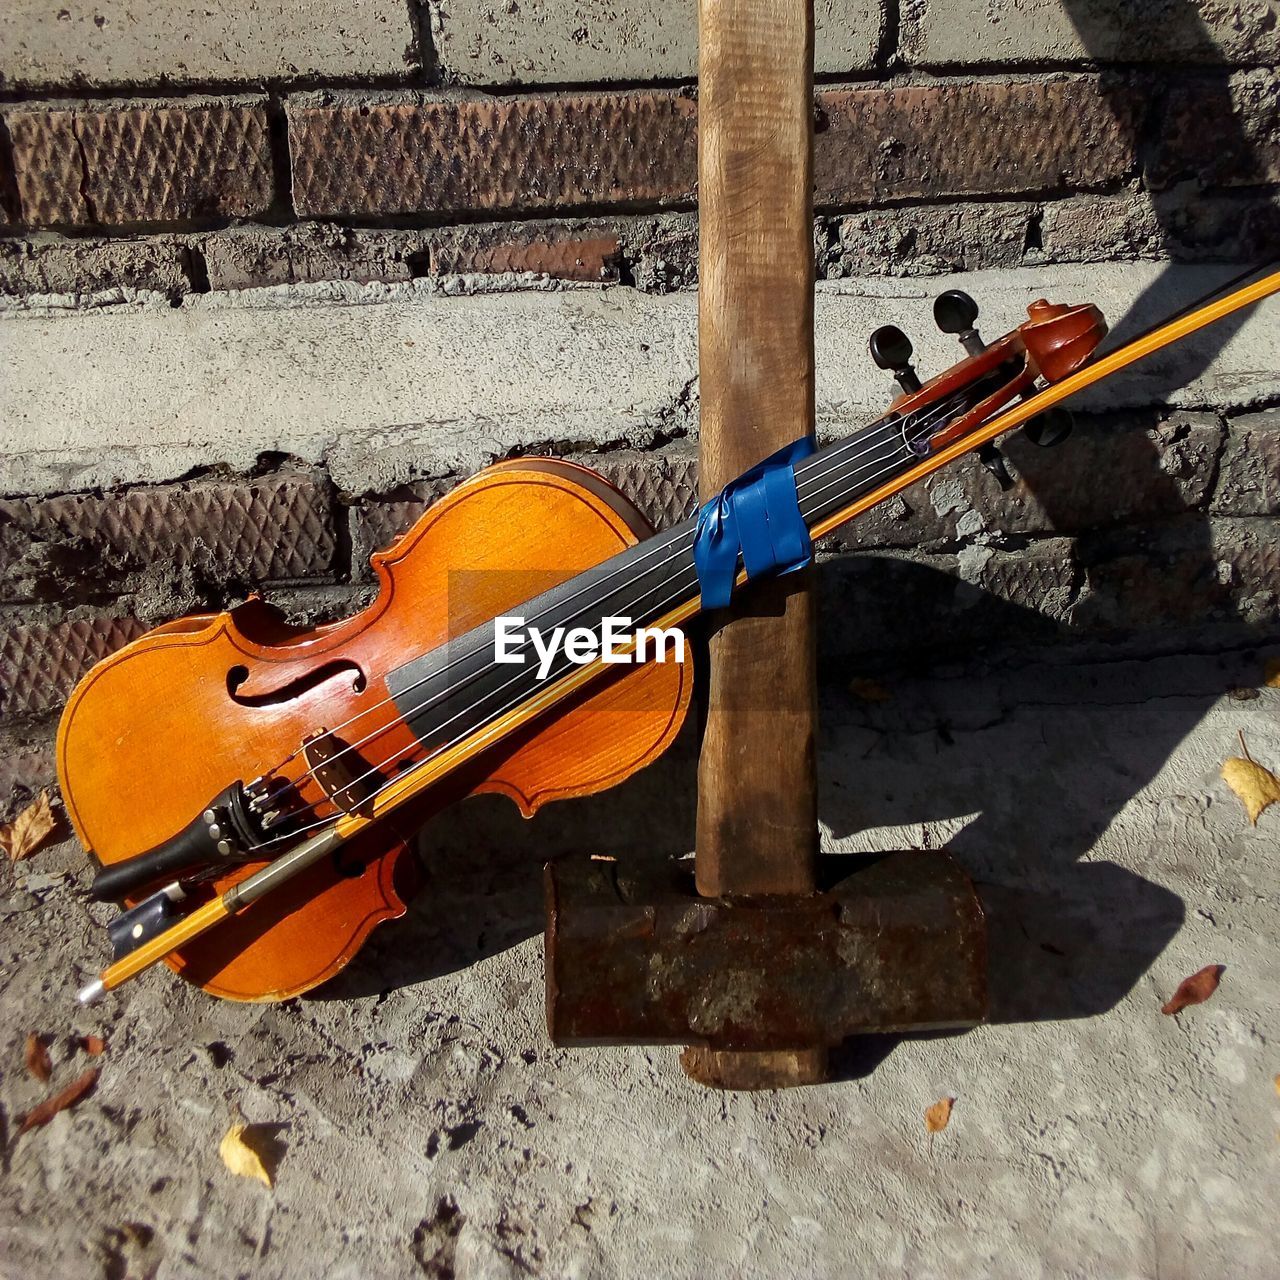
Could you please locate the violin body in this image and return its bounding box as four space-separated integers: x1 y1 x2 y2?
58 459 693 1000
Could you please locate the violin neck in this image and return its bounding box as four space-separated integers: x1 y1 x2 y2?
791 417 916 539
381 411 933 749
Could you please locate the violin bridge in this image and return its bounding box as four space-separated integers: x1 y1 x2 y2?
301 730 378 816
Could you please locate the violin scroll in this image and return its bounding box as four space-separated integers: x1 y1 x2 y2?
1020 298 1108 384
871 289 1107 458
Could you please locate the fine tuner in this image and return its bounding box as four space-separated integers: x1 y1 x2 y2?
870 289 1075 489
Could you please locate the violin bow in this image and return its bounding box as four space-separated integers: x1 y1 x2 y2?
77 264 1280 1005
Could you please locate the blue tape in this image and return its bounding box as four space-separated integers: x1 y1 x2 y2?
693 435 817 610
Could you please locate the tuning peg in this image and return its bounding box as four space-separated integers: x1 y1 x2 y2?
978 443 1014 491
869 325 922 394
1023 407 1073 448
934 289 985 357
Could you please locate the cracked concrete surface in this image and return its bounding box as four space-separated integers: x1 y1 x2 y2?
2 647 1277 1278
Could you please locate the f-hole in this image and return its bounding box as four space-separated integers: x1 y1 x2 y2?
226 660 367 707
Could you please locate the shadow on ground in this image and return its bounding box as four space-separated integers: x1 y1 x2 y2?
321 592 1270 1065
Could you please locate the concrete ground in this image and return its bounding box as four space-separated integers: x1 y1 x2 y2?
1 645 1278 1279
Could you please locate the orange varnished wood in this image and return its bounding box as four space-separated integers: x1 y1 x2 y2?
895 300 1106 450
58 460 692 1001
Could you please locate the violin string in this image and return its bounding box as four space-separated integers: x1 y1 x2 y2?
261 405 913 786
265 380 985 807
248 396 971 850
265 386 985 834
264 398 960 813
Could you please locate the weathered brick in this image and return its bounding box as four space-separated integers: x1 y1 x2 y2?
0 234 194 297
0 614 148 721
814 78 1140 207
1037 193 1163 264
2 217 666 299
200 224 430 292
196 219 626 292
289 78 1136 223
0 1 417 90
432 231 621 282
0 471 337 602
901 0 1280 67
999 411 1222 534
1034 189 1280 266
628 192 1262 290
21 186 1265 300
826 411 1222 553
582 450 699 531
1075 518 1280 635
1213 514 1280 624
288 90 698 220
823 203 1035 278
974 539 1079 617
5 108 80 226
6 98 273 229
1217 521 1280 628
1156 191 1280 263
623 213 700 293
1147 70 1280 190
818 538 1079 661
826 191 1280 277
350 477 457 577
407 191 1280 298
1212 410 1280 516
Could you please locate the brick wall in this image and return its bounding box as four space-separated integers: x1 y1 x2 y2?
1 1 1279 811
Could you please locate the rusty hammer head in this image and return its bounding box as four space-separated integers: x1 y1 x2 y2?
544 849 987 1052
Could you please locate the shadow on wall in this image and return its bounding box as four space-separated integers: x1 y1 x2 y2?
1064 0 1275 363
322 2 1274 1068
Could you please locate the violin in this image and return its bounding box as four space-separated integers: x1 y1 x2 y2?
61 269 1280 1005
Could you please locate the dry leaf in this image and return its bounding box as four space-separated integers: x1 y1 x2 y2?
119 1223 154 1248
849 677 892 703
24 1032 52 1082
1274 1074 1279 1098
17 1067 99 1135
0 790 61 862
1264 657 1280 688
220 1123 276 1189
924 1097 955 1133
82 1034 107 1057
1221 756 1280 824
1161 964 1225 1016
